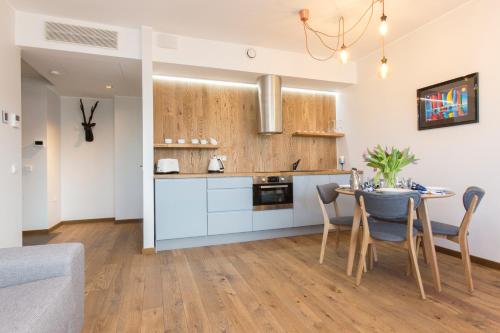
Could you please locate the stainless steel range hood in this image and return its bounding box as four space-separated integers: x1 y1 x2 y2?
257 75 282 134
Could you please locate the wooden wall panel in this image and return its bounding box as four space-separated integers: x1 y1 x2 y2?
154 80 337 173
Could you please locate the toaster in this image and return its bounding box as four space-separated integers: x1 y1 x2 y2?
156 159 180 174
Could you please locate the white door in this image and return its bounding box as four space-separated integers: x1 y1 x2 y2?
114 97 143 220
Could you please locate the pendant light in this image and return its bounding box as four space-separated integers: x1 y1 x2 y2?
379 0 388 36
300 0 390 76
340 45 349 64
339 17 349 64
379 38 389 79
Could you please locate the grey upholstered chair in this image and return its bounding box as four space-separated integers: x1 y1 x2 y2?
414 186 485 292
316 183 356 264
355 190 426 299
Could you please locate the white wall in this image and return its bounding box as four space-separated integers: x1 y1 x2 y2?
338 0 500 262
142 26 155 250
114 96 142 220
22 79 61 230
47 88 61 227
153 32 357 87
0 0 22 248
60 97 114 220
21 78 49 230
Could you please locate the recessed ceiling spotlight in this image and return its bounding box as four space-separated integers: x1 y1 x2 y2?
105 84 113 89
49 70 60 76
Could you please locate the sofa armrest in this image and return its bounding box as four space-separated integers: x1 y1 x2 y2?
0 243 84 288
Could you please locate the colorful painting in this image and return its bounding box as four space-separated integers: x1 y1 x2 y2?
417 73 478 130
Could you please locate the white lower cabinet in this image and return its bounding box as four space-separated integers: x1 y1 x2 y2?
155 174 350 244
155 178 207 240
253 209 294 231
293 175 331 227
208 211 253 235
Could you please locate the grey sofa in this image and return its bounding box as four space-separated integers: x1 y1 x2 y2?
0 243 84 333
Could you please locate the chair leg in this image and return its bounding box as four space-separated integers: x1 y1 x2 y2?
407 236 423 276
372 245 378 263
416 236 422 259
460 237 474 293
405 253 412 277
335 228 341 251
356 235 370 286
319 225 329 264
419 236 429 264
409 238 426 300
357 231 368 273
368 244 374 271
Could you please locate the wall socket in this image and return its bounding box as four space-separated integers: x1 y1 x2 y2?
1 110 8 124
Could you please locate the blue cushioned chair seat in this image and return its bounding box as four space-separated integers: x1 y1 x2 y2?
414 220 460 236
329 216 354 226
368 220 417 242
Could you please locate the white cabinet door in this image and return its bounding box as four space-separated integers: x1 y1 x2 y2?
293 175 331 227
155 179 207 240
253 209 293 231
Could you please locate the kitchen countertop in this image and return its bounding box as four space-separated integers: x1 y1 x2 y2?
154 169 352 179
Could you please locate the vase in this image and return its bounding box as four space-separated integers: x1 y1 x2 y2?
383 172 398 188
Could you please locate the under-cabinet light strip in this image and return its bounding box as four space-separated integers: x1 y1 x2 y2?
152 75 338 95
281 87 337 96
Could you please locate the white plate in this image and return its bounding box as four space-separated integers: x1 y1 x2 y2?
426 186 448 192
376 188 413 193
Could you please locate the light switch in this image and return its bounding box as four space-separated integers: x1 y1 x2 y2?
11 164 17 174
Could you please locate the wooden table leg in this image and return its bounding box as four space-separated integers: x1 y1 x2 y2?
347 203 361 276
417 199 442 292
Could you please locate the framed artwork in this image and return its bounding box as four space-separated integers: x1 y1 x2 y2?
417 73 479 130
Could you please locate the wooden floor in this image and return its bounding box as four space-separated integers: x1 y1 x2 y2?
24 222 500 333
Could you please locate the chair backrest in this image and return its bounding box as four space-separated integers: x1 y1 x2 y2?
316 183 340 205
463 186 485 212
354 190 421 222
459 186 485 236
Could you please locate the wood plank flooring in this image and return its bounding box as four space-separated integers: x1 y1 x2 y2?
24 222 500 332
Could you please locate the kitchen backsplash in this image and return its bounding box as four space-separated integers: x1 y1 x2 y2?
153 80 338 173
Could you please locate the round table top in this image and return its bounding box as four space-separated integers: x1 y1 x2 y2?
335 187 455 199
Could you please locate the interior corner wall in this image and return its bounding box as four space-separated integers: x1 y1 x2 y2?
0 0 22 248
47 88 61 228
21 78 49 230
338 0 500 262
60 97 115 221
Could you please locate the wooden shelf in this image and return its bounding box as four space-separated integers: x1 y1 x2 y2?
154 144 220 149
292 131 345 138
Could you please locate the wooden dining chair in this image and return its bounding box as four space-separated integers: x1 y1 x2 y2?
316 183 356 264
355 190 426 299
413 186 485 293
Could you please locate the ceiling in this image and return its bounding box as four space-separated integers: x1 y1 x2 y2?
11 0 470 59
21 48 141 98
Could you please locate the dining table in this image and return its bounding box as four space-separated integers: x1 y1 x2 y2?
336 187 455 292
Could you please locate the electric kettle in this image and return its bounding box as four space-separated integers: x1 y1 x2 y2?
208 156 225 173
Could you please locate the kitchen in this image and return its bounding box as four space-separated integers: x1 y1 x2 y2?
153 74 353 250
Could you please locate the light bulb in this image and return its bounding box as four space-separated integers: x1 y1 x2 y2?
339 45 349 64
379 15 388 36
379 57 389 79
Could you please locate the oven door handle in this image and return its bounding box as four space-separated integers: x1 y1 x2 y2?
259 185 289 189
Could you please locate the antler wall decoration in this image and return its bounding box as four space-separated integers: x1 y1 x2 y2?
79 99 99 142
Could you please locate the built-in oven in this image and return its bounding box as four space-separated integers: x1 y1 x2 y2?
253 175 293 211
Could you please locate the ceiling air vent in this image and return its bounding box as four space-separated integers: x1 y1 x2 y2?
45 21 118 49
